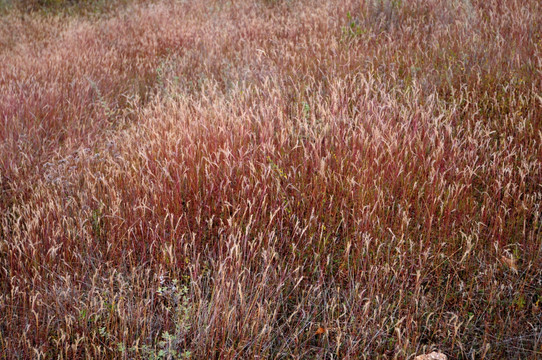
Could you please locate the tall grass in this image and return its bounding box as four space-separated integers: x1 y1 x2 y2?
1 0 541 358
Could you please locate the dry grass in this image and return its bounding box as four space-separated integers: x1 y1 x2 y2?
1 0 541 358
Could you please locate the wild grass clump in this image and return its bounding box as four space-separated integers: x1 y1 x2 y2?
1 0 541 358
1 0 139 15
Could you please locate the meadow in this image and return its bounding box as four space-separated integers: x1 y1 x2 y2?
0 0 541 358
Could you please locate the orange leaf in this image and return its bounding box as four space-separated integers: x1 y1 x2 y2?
501 255 518 274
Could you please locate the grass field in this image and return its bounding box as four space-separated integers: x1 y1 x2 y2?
1 0 541 358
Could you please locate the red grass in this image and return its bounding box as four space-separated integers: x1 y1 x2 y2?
1 0 541 358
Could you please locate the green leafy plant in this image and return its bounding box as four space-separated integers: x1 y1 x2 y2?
142 282 192 360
